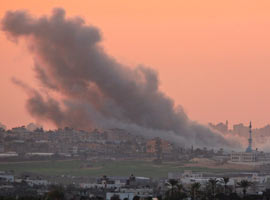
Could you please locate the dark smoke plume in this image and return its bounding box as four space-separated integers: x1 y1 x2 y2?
2 8 238 148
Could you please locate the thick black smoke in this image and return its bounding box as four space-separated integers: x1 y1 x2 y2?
2 8 238 148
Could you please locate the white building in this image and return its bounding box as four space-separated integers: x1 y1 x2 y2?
25 179 49 187
0 152 18 158
0 174 14 182
119 188 153 197
231 152 257 163
80 179 125 189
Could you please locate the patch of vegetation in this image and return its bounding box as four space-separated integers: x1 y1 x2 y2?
0 160 237 177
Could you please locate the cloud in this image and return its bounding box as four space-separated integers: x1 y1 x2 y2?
2 8 239 148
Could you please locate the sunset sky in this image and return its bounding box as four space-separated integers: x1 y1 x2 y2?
1 0 270 129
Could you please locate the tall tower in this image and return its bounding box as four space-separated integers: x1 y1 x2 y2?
245 121 252 153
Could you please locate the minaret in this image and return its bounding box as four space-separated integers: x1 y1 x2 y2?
245 121 252 153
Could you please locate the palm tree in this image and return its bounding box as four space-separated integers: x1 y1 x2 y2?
46 185 65 200
165 179 186 200
208 178 219 200
237 180 253 197
177 183 187 199
111 194 121 200
191 182 201 200
176 183 185 193
222 177 230 194
166 179 179 198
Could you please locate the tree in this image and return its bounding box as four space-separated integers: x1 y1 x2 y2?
190 182 201 200
208 178 219 200
165 179 186 200
263 189 270 200
133 196 140 200
165 179 178 198
46 185 65 200
222 177 230 194
237 180 252 197
111 194 121 200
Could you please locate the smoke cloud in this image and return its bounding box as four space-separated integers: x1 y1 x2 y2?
2 8 239 148
26 123 42 131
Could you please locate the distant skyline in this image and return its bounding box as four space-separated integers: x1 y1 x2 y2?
2 120 270 131
1 0 270 129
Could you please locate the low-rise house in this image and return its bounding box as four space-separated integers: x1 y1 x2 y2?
25 178 49 187
0 172 14 182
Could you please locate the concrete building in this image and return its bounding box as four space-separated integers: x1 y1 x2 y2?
0 173 14 182
146 138 172 154
231 152 257 163
25 179 49 187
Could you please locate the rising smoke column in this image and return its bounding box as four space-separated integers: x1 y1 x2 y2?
1 8 238 148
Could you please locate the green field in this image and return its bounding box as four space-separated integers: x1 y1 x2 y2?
0 160 233 178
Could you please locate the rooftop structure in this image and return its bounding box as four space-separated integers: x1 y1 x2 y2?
246 121 253 153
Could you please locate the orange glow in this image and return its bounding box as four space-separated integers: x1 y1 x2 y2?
1 0 270 128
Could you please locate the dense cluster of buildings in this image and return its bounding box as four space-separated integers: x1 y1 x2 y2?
0 124 231 163
0 171 154 199
1 169 270 199
0 126 181 162
1 122 270 199
2 121 270 165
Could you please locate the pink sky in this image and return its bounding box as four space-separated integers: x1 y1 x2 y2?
1 0 270 129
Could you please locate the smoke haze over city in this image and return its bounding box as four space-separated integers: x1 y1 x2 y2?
2 3 270 200
1 8 239 149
